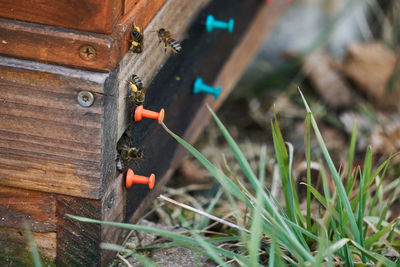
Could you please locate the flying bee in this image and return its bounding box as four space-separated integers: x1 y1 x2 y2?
116 146 144 172
157 28 182 54
128 74 146 106
129 24 144 53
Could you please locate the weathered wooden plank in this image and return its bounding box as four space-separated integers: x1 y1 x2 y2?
0 58 108 198
0 59 107 93
126 0 288 222
100 174 127 264
0 0 123 34
0 177 125 266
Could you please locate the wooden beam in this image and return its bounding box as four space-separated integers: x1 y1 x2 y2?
0 0 123 34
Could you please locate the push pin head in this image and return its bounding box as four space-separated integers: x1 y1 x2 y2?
193 78 221 100
126 169 155 189
134 105 165 124
206 15 234 34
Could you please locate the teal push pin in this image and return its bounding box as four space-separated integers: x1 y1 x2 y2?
206 15 234 34
193 78 221 100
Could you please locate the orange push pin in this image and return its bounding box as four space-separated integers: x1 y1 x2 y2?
125 169 155 189
134 105 165 124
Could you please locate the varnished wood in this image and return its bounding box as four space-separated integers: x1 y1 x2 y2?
0 0 123 34
0 0 170 72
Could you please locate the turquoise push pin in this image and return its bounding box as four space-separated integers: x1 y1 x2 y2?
206 15 234 34
193 78 221 100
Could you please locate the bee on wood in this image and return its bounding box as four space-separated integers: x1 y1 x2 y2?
116 146 144 172
128 74 146 106
157 28 182 54
129 24 144 53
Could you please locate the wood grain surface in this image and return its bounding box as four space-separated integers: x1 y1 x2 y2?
0 58 107 198
0 186 57 232
0 0 122 34
0 0 165 72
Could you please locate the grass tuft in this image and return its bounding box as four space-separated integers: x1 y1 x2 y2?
69 93 399 266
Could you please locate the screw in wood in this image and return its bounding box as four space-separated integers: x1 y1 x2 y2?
134 105 165 124
79 45 96 61
193 78 221 100
126 169 155 189
77 91 94 107
206 15 234 34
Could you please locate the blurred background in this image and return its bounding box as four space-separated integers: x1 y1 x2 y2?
117 0 399 264
160 0 400 224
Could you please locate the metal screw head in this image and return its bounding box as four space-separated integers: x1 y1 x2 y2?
79 45 96 61
77 91 94 107
107 193 115 209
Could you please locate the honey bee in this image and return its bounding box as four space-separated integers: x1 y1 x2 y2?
116 146 144 172
129 24 144 53
128 74 146 106
157 28 182 54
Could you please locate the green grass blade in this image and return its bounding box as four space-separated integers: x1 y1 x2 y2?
207 105 260 192
346 122 357 181
68 215 246 262
271 121 309 252
318 238 350 264
268 235 276 267
305 112 312 231
319 160 352 266
377 179 400 229
160 122 252 208
365 220 397 249
299 183 327 207
269 234 286 267
287 142 306 226
191 232 228 267
205 106 312 261
369 158 391 216
271 120 293 221
249 146 266 266
24 223 43 267
196 188 223 230
349 240 397 267
299 89 361 244
358 147 373 263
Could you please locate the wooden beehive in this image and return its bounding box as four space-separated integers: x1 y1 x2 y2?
0 0 287 265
